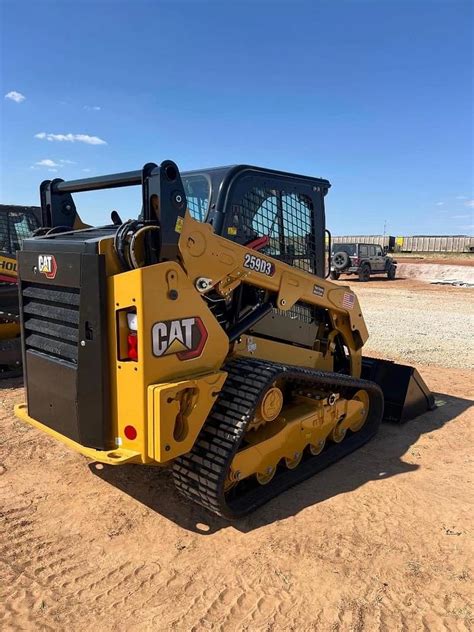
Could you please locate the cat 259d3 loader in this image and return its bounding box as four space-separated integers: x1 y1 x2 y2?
14 161 434 518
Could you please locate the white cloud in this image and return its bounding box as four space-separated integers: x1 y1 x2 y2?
456 195 467 200
32 158 76 169
451 214 471 219
35 132 107 145
5 90 26 103
48 168 58 173
435 202 444 206
465 200 474 208
35 159 60 167
84 105 101 111
82 168 92 172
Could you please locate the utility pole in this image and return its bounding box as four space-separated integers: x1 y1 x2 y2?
383 219 387 238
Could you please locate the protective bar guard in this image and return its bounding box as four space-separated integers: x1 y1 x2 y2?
38 160 188 262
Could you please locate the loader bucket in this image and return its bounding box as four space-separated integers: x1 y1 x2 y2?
361 357 436 423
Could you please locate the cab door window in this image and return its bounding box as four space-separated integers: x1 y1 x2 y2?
224 172 325 276
228 185 316 271
281 193 315 272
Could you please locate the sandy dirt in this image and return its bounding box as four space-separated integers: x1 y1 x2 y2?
1 281 473 631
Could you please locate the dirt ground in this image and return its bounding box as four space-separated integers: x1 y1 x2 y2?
1 278 473 631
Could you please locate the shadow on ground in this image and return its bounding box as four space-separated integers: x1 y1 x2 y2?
0 375 23 389
90 391 472 535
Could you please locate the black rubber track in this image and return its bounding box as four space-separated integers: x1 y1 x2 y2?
173 358 384 519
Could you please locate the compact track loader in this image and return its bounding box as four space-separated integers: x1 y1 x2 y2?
15 162 434 518
0 205 41 377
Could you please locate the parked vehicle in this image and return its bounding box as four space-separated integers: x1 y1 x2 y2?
330 242 397 281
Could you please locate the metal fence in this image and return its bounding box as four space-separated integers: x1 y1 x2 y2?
332 234 474 253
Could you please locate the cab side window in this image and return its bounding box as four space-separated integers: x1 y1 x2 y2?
375 246 383 256
0 211 40 254
10 212 39 252
368 245 376 257
0 213 9 253
182 174 210 221
359 245 368 257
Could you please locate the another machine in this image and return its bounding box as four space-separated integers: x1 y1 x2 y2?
0 205 41 376
14 162 434 518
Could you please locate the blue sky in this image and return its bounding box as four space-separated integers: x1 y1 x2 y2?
1 0 472 235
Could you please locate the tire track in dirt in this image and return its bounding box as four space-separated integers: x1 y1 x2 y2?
0 475 166 631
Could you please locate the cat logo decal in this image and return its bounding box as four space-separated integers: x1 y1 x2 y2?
151 317 208 360
38 255 57 280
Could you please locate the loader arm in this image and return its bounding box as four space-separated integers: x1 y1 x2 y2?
179 212 368 375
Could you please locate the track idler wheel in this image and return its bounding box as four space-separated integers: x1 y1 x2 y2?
349 389 370 432
249 383 284 431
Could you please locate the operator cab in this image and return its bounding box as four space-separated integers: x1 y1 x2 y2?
182 165 330 278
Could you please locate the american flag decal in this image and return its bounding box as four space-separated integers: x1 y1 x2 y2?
342 292 355 309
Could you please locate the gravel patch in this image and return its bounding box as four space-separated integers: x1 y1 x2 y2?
353 284 474 369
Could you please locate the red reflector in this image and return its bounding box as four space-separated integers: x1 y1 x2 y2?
127 333 138 361
124 425 137 440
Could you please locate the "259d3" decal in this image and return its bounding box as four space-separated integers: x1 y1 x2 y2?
243 253 275 276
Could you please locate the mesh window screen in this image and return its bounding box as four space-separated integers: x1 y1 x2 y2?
234 187 316 272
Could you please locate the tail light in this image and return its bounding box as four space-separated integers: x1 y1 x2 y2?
352 257 360 266
127 312 138 361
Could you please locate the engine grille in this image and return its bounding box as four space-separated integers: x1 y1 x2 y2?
22 283 80 364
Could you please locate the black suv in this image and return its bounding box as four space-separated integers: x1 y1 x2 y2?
330 243 397 281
